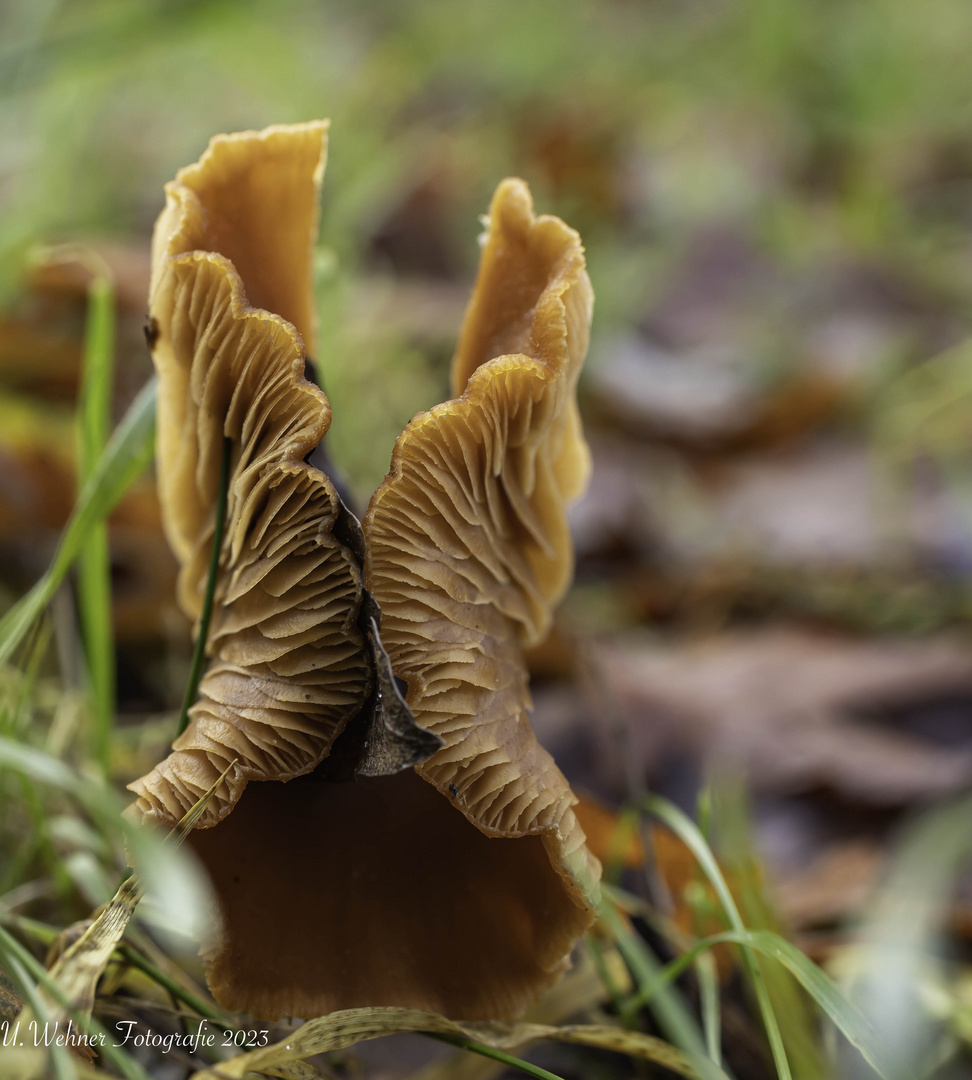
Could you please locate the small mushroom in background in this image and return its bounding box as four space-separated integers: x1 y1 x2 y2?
128 122 601 1022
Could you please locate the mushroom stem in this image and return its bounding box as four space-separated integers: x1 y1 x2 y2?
176 434 231 736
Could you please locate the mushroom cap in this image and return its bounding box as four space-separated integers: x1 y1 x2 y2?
362 177 591 851
363 177 600 969
130 122 371 827
130 125 600 1022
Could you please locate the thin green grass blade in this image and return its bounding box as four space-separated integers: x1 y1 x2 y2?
711 782 825 1079
15 772 74 903
645 795 791 1080
0 733 213 946
848 793 972 1078
0 735 123 816
0 735 131 911
0 376 156 668
689 795 722 1069
0 622 62 898
0 734 136 882
0 618 51 738
586 932 633 1026
600 901 733 1080
696 949 721 1067
422 1033 567 1080
76 273 117 775
77 277 115 484
651 930 900 1080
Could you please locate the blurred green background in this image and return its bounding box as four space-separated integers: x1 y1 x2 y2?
3 0 972 499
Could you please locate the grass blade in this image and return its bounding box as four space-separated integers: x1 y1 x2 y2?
76 273 117 775
696 950 721 1067
847 794 972 1078
36 749 230 1040
2 912 232 1031
645 795 791 1080
0 377 156 668
40 875 142 1026
600 901 732 1080
0 759 231 1075
0 944 78 1080
419 1034 567 1080
652 929 900 1080
186 1001 697 1080
186 1007 572 1080
0 921 150 1080
711 783 825 1079
0 735 124 815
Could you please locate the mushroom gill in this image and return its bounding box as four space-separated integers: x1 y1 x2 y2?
362 178 601 1003
129 121 372 827
129 123 601 1023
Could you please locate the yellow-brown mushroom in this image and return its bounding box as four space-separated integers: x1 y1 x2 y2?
130 122 601 1021
129 121 373 827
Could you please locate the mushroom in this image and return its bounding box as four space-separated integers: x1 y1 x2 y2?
129 122 373 827
130 122 601 1021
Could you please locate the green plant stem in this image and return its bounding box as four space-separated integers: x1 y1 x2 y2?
601 903 730 1080
0 912 57 944
646 796 791 1080
632 927 896 1080
697 952 721 1067
77 273 116 775
176 435 231 736
422 1031 567 1080
586 934 636 1028
116 945 228 1027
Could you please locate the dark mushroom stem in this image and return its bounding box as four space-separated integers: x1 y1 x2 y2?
303 352 359 514
175 434 232 737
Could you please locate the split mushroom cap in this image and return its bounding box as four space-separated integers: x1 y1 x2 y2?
130 122 371 826
129 123 601 1022
364 175 599 925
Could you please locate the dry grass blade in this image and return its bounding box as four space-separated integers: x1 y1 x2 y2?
525 1024 695 1075
41 875 142 1022
410 943 633 1080
169 757 239 841
189 1005 696 1079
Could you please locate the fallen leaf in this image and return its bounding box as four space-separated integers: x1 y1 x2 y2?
598 626 972 804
